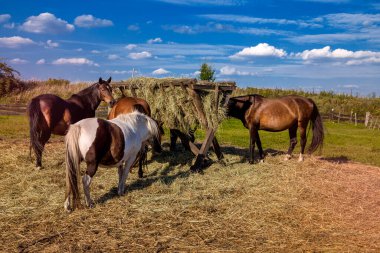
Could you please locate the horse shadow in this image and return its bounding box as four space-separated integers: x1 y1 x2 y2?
96 144 194 204
220 145 285 163
319 155 350 164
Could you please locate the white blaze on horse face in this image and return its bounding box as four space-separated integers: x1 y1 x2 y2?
76 118 99 159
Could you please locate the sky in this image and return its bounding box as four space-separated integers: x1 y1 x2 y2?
1 0 380 96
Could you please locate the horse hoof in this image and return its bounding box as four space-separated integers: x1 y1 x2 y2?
248 160 254 164
298 157 304 162
259 159 264 163
36 166 42 170
284 155 291 161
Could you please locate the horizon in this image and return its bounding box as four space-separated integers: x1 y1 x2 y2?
1 0 380 96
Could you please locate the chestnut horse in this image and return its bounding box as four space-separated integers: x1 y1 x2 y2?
227 94 324 163
28 77 115 169
108 96 163 178
64 111 160 211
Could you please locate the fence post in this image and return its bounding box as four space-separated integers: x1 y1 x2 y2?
350 110 353 123
338 112 341 124
365 112 371 127
355 113 357 126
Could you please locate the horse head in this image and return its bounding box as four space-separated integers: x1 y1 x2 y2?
98 77 116 107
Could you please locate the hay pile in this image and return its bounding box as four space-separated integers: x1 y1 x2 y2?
120 77 228 132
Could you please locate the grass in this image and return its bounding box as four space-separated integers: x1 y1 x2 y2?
0 115 380 252
1 115 380 166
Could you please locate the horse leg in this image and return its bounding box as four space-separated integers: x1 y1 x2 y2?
285 125 298 161
83 162 98 208
249 126 257 164
34 130 51 169
255 130 264 162
117 156 135 196
170 129 178 151
298 125 307 162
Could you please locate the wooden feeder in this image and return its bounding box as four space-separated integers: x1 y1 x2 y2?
112 78 236 172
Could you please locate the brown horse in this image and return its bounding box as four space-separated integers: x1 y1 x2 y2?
28 77 116 169
227 94 324 163
108 96 163 178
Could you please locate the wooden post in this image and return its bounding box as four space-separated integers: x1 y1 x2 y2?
355 113 357 126
350 110 353 123
365 112 371 127
190 128 215 172
338 112 341 124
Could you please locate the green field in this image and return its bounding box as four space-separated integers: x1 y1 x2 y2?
1 115 379 166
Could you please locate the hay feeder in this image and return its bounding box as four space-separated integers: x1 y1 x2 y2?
112 78 236 172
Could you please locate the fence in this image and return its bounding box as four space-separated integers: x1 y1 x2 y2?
1 104 378 130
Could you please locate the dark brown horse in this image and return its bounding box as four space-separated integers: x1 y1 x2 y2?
28 77 115 169
108 96 163 178
227 94 324 163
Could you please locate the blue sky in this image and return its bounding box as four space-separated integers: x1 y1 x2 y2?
1 0 380 95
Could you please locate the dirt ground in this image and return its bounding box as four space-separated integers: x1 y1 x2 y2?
0 135 379 252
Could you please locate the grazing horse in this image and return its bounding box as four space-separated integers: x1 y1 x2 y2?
64 111 160 212
28 77 115 169
108 96 163 178
227 94 324 163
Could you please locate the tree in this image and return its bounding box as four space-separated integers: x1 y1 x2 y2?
198 63 215 82
0 60 23 96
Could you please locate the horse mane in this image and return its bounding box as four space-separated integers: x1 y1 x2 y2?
68 82 102 110
113 111 159 140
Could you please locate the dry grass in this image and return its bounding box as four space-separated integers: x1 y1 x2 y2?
122 77 227 132
1 135 379 252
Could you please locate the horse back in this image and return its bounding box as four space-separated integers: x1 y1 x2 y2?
108 97 151 120
77 118 125 167
247 95 313 131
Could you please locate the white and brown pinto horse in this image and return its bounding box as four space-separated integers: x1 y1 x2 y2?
64 111 160 212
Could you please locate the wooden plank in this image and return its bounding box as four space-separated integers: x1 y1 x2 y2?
190 128 215 172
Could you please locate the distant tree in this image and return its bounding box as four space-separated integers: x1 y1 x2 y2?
0 60 23 96
198 63 215 82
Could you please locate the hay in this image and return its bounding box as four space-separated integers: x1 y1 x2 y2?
120 77 228 132
2 137 380 252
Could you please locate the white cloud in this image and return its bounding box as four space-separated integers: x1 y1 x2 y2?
0 36 35 48
0 14 11 23
297 46 380 60
74 15 113 28
220 66 255 76
230 43 287 59
128 51 152 60
200 14 321 28
36 59 45 65
106 70 129 74
46 39 59 48
20 13 74 34
52 57 98 66
108 54 120 60
10 58 28 64
323 13 380 29
128 24 140 31
152 68 170 75
147 37 163 44
91 50 101 54
125 44 137 50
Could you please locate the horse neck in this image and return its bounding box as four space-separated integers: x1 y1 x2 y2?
228 100 247 121
69 85 101 112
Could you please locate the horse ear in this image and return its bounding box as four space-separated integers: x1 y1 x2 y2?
99 77 103 83
107 77 112 83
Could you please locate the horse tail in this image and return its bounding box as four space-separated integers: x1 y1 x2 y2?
65 124 82 210
27 98 43 159
308 100 324 154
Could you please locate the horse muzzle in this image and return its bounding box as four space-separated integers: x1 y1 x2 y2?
108 99 116 108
